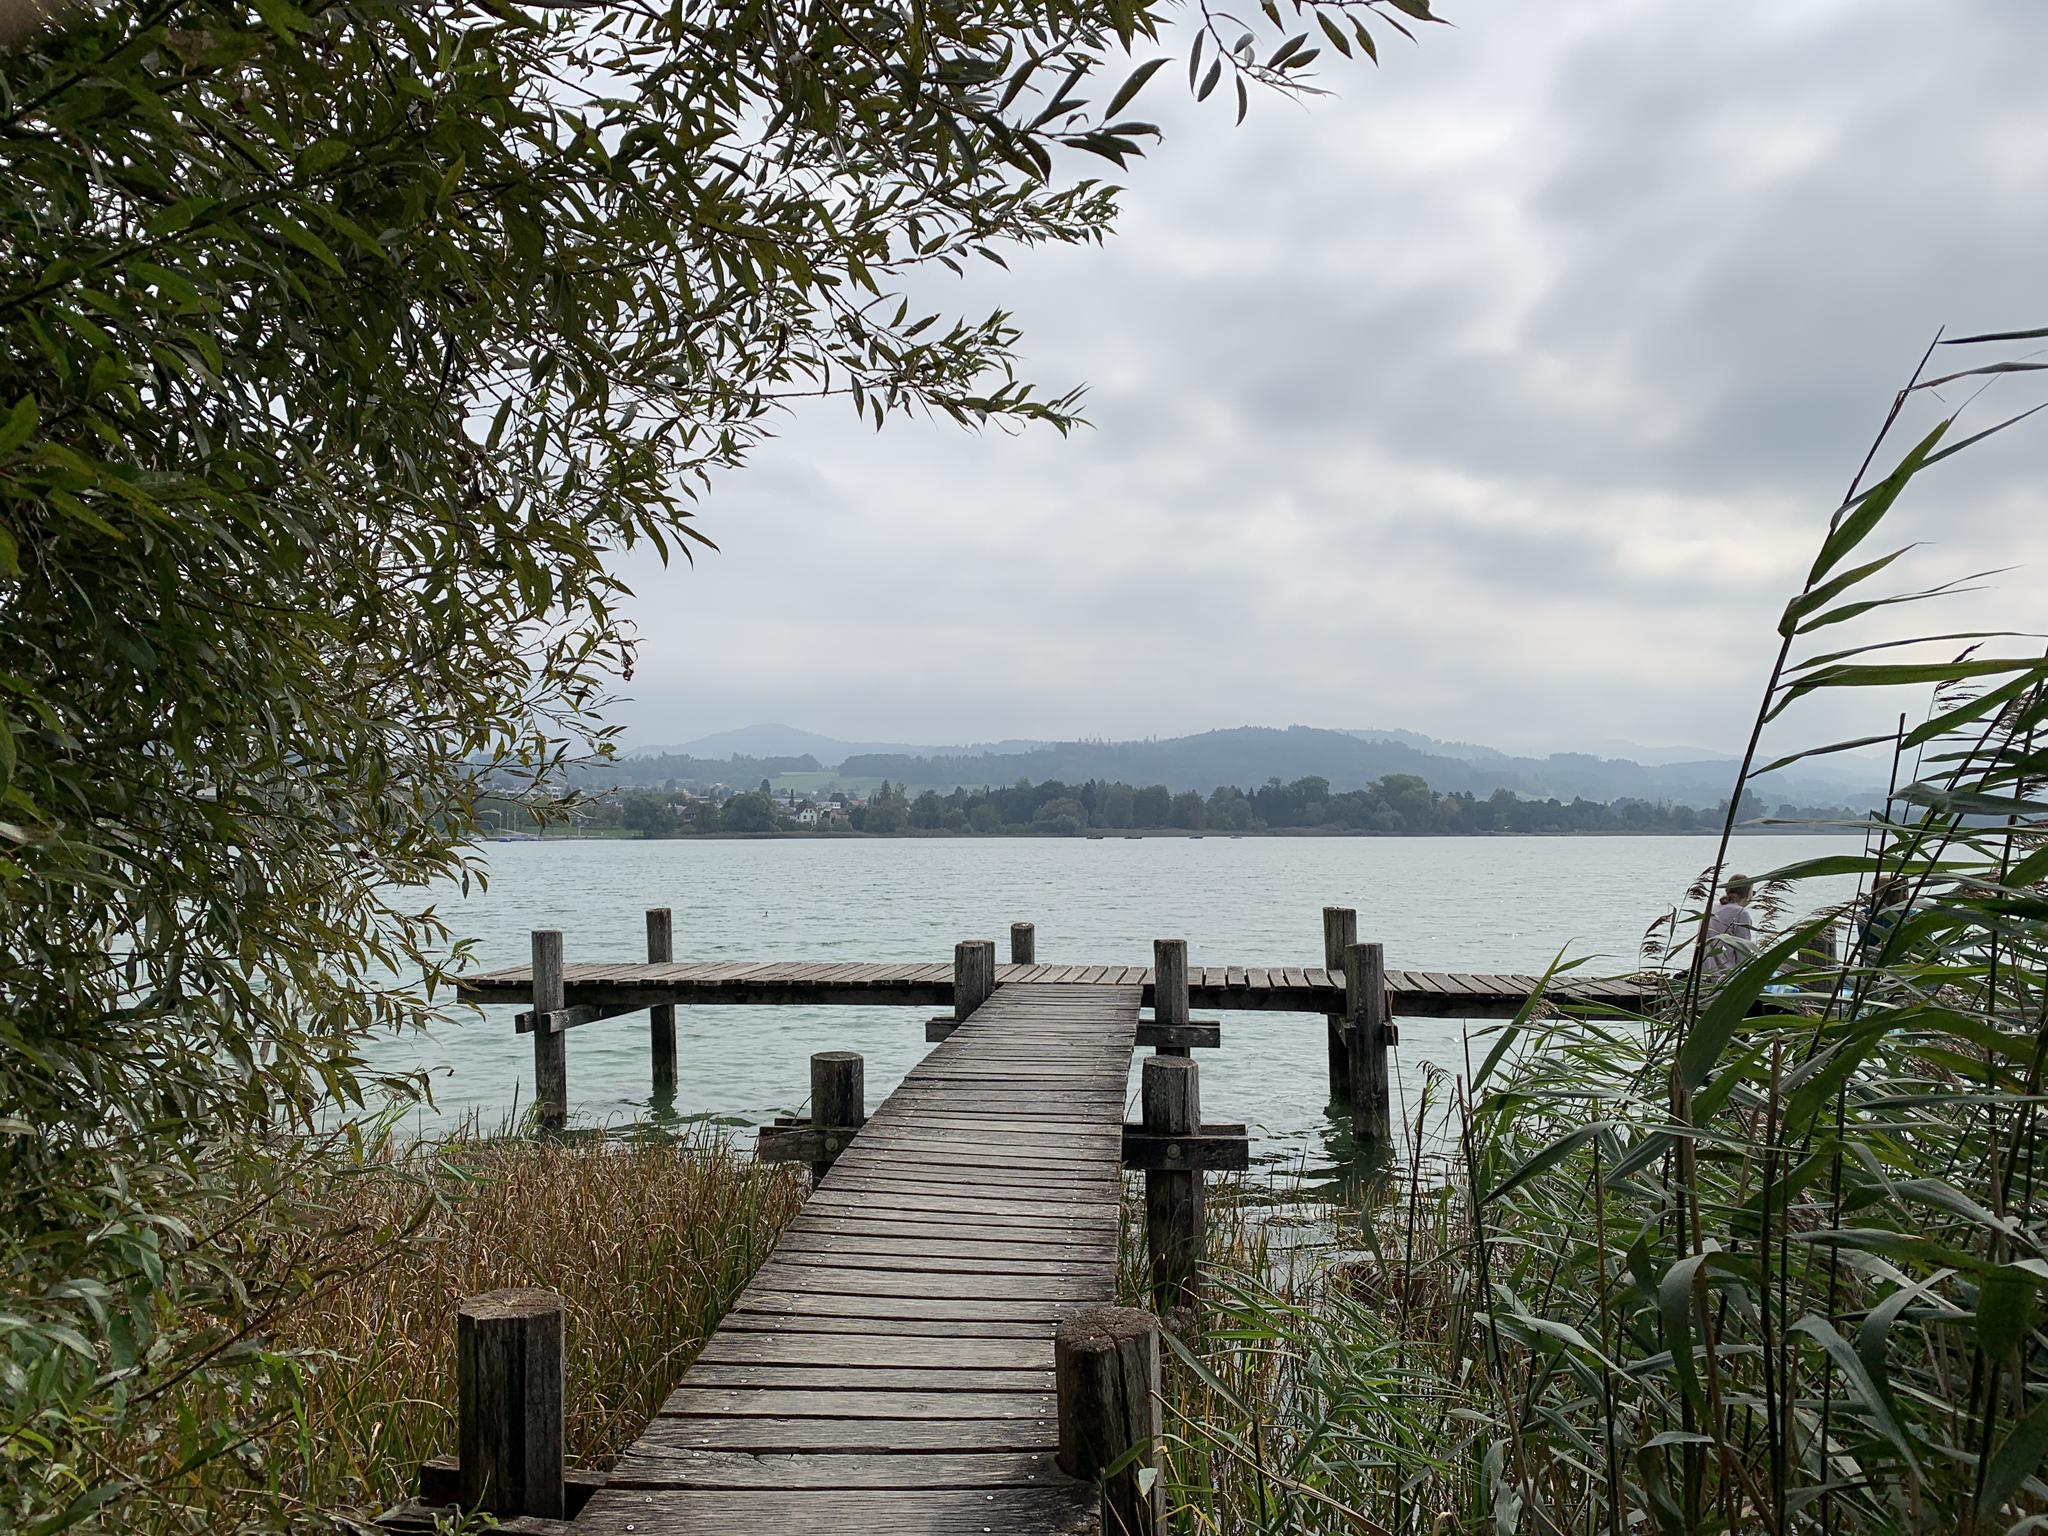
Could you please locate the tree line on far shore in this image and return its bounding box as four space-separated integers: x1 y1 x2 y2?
493 772 1858 839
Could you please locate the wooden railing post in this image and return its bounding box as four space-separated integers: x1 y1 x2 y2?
810 1050 864 1185
1055 1306 1163 1536
530 930 566 1132
954 939 996 1020
1141 1055 1203 1310
646 907 676 1104
1151 938 1189 1058
1322 906 1357 1103
1010 921 1036 965
456 1288 565 1519
1344 940 1392 1151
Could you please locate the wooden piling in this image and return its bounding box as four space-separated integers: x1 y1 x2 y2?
1344 940 1392 1151
1055 1306 1163 1536
456 1288 565 1519
1142 1054 1204 1310
954 938 996 1020
530 930 566 1132
645 907 676 1102
810 1050 864 1185
1322 906 1357 1102
1152 938 1190 1058
1011 920 1036 965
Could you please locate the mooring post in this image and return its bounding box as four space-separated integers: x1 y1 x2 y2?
1322 906 1357 1103
810 1050 864 1185
530 929 566 1132
456 1287 565 1520
646 907 676 1104
1011 920 1036 965
1142 1054 1204 1310
1152 937 1190 1058
1344 940 1392 1151
954 938 996 1020
1055 1306 1163 1536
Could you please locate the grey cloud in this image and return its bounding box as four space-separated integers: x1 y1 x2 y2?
604 0 2048 756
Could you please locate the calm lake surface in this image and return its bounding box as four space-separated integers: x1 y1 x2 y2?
376 835 1853 1177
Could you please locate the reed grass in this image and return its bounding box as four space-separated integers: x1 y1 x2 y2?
132 1127 806 1534
1132 331 2048 1534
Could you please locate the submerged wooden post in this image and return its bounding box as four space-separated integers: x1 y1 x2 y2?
1322 906 1357 1102
646 907 676 1103
1011 921 1037 965
456 1288 565 1519
1345 940 1392 1151
810 1050 864 1185
1055 1306 1163 1536
530 930 566 1132
1152 938 1189 1059
954 938 996 1020
1142 1055 1204 1310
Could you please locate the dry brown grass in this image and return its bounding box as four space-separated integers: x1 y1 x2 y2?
137 1128 806 1533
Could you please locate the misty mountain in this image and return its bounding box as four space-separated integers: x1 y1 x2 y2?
832 726 1880 809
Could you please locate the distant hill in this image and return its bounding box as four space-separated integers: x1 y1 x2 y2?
834 726 1879 809
606 722 1881 808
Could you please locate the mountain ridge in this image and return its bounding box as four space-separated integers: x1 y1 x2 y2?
619 722 1879 808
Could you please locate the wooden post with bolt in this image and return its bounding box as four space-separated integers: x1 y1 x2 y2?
1055 1306 1163 1536
1322 906 1357 1103
1010 920 1036 965
809 1050 864 1185
456 1288 565 1520
1141 1054 1204 1310
645 907 676 1104
1151 938 1190 1058
1345 940 1393 1152
530 930 566 1132
954 938 996 1020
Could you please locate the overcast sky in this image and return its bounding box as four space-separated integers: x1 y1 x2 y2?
606 0 2048 759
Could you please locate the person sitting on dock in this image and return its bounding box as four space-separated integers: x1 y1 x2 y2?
1703 873 1756 978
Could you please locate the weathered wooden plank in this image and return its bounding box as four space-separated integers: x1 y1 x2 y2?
853 1115 1115 1142
744 1264 1111 1302
839 1146 1114 1178
767 1242 1099 1278
605 1447 1065 1491
785 1217 1115 1252
697 1333 1052 1370
574 1484 1096 1535
626 1414 1057 1451
661 1386 1050 1420
683 1364 1055 1393
799 1187 1117 1222
732 1283 1082 1320
815 1178 1112 1213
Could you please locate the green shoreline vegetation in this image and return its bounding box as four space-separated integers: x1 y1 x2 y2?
486 774 1861 841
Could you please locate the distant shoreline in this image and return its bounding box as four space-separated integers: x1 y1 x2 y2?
489 825 1861 844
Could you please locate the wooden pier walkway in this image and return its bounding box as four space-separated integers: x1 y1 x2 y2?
458 959 1653 1020
569 982 1135 1534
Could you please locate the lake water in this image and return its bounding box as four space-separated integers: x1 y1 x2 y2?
374 834 1853 1177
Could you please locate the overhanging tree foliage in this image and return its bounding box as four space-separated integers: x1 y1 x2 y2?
0 0 1438 1525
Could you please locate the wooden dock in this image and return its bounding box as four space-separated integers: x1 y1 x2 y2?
568 982 1137 1533
457 959 1655 1020
389 914 1673 1532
